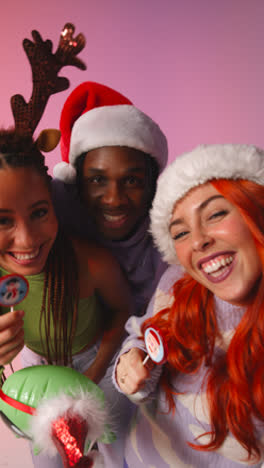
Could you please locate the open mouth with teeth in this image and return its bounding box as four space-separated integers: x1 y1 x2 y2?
102 212 129 228
200 254 235 280
104 213 127 222
8 248 40 263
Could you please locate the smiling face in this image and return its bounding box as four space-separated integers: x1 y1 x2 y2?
169 183 262 306
80 146 154 240
0 166 58 276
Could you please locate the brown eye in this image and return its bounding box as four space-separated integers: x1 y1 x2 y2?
124 176 144 187
86 175 106 185
172 231 188 241
0 217 12 226
31 208 48 220
209 210 228 220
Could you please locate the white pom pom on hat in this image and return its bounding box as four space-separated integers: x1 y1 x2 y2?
150 143 264 265
53 81 168 183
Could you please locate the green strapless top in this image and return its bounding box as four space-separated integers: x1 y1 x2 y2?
0 268 103 357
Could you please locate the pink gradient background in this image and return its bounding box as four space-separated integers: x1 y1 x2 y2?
2 1 264 466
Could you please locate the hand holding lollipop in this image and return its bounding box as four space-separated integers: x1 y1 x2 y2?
0 274 28 372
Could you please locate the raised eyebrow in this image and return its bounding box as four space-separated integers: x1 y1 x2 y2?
0 209 13 214
83 168 105 175
199 195 224 210
169 195 224 231
30 201 49 210
169 217 184 231
84 167 145 174
0 201 49 215
124 167 146 174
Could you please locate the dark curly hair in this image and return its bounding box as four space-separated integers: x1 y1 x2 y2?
0 129 50 178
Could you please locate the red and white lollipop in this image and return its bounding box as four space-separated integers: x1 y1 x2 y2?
0 274 29 312
143 326 168 365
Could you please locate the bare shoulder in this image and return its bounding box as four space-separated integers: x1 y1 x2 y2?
71 237 132 311
71 237 120 277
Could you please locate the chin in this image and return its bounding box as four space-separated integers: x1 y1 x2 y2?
99 227 130 241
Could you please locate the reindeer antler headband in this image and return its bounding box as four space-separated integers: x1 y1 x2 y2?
10 22 86 151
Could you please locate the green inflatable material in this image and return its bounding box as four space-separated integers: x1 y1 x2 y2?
0 365 115 451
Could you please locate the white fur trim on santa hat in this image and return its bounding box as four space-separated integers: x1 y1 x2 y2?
53 161 77 183
30 387 109 456
150 143 264 265
53 105 168 182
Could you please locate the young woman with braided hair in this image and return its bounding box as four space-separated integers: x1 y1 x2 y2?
0 128 133 467
115 144 264 467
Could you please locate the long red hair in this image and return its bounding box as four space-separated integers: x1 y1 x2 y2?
143 179 264 460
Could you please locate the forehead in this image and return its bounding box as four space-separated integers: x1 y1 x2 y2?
83 146 147 175
0 166 50 204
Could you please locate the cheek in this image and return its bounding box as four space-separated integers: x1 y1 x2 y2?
209 215 245 244
47 216 59 239
174 242 190 269
82 187 101 205
131 189 150 211
0 233 10 249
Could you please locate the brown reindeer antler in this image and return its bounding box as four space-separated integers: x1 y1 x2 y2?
11 23 86 137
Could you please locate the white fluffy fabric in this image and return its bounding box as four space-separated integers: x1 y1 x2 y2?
53 161 77 183
150 144 264 264
53 104 168 182
30 387 109 456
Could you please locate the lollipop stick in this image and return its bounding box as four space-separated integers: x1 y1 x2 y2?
10 306 14 313
143 355 150 366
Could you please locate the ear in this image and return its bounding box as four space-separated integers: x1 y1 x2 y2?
36 129 61 152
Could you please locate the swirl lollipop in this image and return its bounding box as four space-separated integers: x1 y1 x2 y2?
0 274 29 312
143 326 168 365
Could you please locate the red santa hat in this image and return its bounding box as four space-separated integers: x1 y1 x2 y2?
53 81 168 183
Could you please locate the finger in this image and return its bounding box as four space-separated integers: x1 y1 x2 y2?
0 330 24 365
117 352 150 393
144 357 155 371
0 321 24 347
0 310 24 331
0 340 24 366
118 372 144 395
128 348 151 376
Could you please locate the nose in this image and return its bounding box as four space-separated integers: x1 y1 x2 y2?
15 222 36 248
102 182 126 206
191 226 213 252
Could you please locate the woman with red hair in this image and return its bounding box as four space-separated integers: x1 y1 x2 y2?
115 144 264 467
